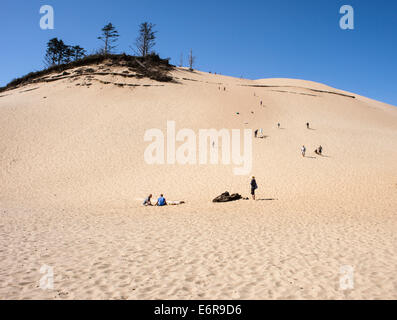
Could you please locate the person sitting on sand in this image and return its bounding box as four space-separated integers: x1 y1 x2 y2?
301 145 306 157
142 194 153 206
168 200 185 205
250 176 258 200
155 194 167 206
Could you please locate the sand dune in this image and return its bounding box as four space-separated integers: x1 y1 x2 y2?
1 62 397 299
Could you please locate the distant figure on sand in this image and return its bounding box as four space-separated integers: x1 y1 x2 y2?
301 145 306 157
260 101 263 106
278 123 280 129
143 194 153 206
155 194 167 206
254 129 258 138
250 176 258 200
315 145 323 155
306 122 310 129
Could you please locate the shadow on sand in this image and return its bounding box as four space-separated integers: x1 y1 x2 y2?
314 153 331 158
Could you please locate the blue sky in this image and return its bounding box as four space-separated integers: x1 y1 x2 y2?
1 0 396 105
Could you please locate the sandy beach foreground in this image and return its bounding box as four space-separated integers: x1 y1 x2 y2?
1 65 397 299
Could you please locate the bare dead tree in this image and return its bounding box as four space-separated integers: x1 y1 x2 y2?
188 49 196 71
135 22 157 58
179 53 183 67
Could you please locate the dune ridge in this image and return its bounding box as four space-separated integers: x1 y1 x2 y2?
1 61 397 299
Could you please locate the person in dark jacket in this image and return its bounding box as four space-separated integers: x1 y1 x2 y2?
250 176 258 200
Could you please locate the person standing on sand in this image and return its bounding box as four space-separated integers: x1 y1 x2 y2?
254 129 258 138
306 122 310 129
301 145 306 157
250 176 258 200
278 123 280 129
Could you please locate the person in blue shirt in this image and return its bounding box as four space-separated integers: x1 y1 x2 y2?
156 194 168 206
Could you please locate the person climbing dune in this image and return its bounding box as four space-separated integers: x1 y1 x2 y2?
301 145 306 157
